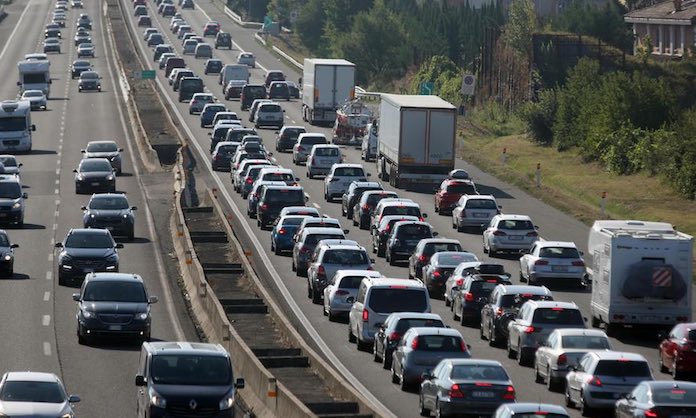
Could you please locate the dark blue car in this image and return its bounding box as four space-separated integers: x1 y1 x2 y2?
271 215 306 255
200 104 227 128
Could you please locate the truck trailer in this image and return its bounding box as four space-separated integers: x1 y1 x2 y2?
376 94 456 189
588 220 693 335
17 60 51 98
301 59 355 125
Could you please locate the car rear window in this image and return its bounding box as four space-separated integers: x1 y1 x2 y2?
469 280 499 296
334 167 365 177
465 199 497 210
264 189 304 205
213 127 232 141
323 249 368 265
561 335 611 349
451 365 508 380
281 128 305 140
396 224 431 237
532 308 584 325
301 136 328 146
538 247 581 258
383 206 421 217
395 318 445 334
368 288 427 313
367 193 397 206
437 253 476 265
305 233 344 246
498 219 534 230
499 293 552 308
594 360 651 377
181 79 203 89
260 104 282 113
263 172 294 182
447 183 477 194
478 264 506 275
415 335 464 352
652 387 696 404
338 276 364 289
423 243 462 256
315 147 340 157
244 86 266 96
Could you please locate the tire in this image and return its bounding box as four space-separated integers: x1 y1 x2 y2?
535 363 544 384
591 315 600 328
373 343 381 363
77 326 87 345
327 310 337 322
58 273 67 286
274 244 281 256
348 327 356 343
418 394 429 417
127 229 135 241
673 359 683 380
382 349 392 369
517 343 528 366
377 245 385 258
507 338 517 359
391 364 399 384
444 296 450 307
357 338 370 352
400 373 411 392
659 352 669 373
565 385 574 407
547 366 561 391
311 285 321 304
580 394 593 417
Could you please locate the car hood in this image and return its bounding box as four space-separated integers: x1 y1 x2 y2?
82 301 147 313
87 209 129 217
63 247 116 258
85 152 118 159
78 172 111 179
0 401 70 416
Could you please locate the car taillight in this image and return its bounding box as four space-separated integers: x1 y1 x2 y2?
389 332 401 341
496 307 503 316
299 246 310 254
524 326 538 334
455 278 463 287
433 271 441 278
335 289 349 296
503 385 515 400
362 309 369 322
259 204 268 211
449 383 464 398
493 230 506 236
317 265 325 277
572 260 585 267
411 338 419 350
527 231 538 237
644 409 659 418
385 224 391 232
588 376 602 387
418 255 426 262
464 292 474 302
535 260 549 266
278 228 286 235
557 353 567 365
418 217 424 222
460 339 467 352
298 146 305 151
362 204 369 210
245 177 253 184
214 155 220 161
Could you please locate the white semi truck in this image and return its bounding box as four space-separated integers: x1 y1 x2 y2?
301 58 355 125
376 94 457 189
588 220 694 335
17 60 51 98
0 100 36 152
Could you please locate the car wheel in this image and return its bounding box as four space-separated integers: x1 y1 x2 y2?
373 342 381 363
377 245 385 258
507 338 517 359
535 363 544 383
565 385 574 407
517 342 528 365
547 366 561 391
418 394 429 417
348 326 356 343
479 323 486 340
311 285 321 305
673 358 683 380
77 325 87 345
274 244 281 256
327 310 337 322
444 295 450 307
580 393 593 417
291 260 296 272
127 229 135 241
382 349 392 369
400 373 411 392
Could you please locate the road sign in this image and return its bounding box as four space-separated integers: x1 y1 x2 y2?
461 74 476 96
133 71 141 79
419 81 434 95
263 15 272 28
289 9 299 24
141 70 156 79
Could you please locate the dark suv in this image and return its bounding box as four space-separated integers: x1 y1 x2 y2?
73 272 157 344
214 32 232 49
240 84 267 110
55 228 123 286
385 221 435 266
452 271 512 326
256 185 306 229
135 342 244 418
81 193 137 240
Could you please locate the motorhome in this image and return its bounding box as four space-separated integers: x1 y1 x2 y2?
0 100 36 152
17 60 51 98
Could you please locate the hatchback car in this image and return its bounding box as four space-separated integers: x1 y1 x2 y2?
371 215 419 257
78 71 101 92
194 43 213 59
566 351 653 415
452 269 512 326
452 194 501 231
520 241 586 287
215 32 232 49
407 238 461 279
74 33 90 46
443 261 482 307
270 215 307 255
0 155 22 176
43 37 61 53
199 103 227 128
420 359 515 417
203 21 220 36
74 158 116 193
293 133 328 165
257 185 306 229
0 230 18 277
254 102 284 129
292 227 347 276
248 99 272 122
422 251 479 298
134 4 147 15
279 206 320 219
355 190 399 230
373 312 445 369
182 39 198 55
73 272 157 343
204 58 223 74
188 93 214 114
153 44 172 62
0 175 27 225
211 141 239 171
324 164 369 201
264 70 285 87
307 144 342 178
247 181 286 218
224 80 246 100
534 328 612 391
385 221 436 265
324 270 382 321
268 81 290 100
307 243 372 304
77 42 94 57
275 126 306 152
55 228 122 285
143 28 158 40
137 15 152 27
341 181 382 219
434 178 479 215
81 193 137 240
371 198 423 231
146 33 164 47
658 322 696 379
81 140 123 174
237 52 255 67
0 372 79 417
615 381 696 418
391 327 471 391
483 214 540 256
20 90 47 111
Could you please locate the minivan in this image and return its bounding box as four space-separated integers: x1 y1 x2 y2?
348 277 431 350
257 185 306 229
293 133 328 165
178 77 204 102
219 64 249 87
264 70 285 87
254 102 284 129
135 342 244 418
164 56 185 77
240 84 267 110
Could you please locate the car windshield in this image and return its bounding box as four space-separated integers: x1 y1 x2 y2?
594 360 651 377
395 318 445 334
500 293 551 308
652 387 696 404
561 335 611 349
0 234 9 247
87 142 118 153
396 224 431 238
415 335 464 352
0 183 21 199
498 219 534 230
447 183 476 194
451 365 508 380
437 253 476 266
89 196 129 210
424 243 462 256
264 189 304 205
333 167 364 177
81 72 98 80
538 247 581 258
532 308 584 325
0 157 17 167
368 288 427 313
465 199 497 209
80 160 112 172
323 249 368 265
150 355 231 385
0 381 65 403
23 91 43 98
315 147 339 157
65 232 113 248
304 233 344 246
83 281 147 302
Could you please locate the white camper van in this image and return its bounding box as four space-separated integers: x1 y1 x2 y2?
17 60 51 98
588 220 693 335
0 100 36 152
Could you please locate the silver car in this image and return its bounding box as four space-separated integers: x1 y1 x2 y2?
0 155 22 176
492 403 570 418
391 327 471 391
534 328 612 391
20 90 47 110
307 243 372 304
519 240 586 287
323 269 381 320
292 227 347 276
237 52 256 68
452 194 500 231
483 214 540 256
306 144 342 178
324 164 368 202
0 372 80 417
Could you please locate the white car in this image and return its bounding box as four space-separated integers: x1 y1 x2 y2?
254 102 284 129
20 90 47 110
451 194 500 232
483 214 540 257
0 155 22 176
323 164 369 202
237 52 256 68
0 372 80 417
306 144 342 178
182 39 198 55
519 241 586 287
324 270 382 321
443 261 481 307
533 328 612 391
76 42 94 57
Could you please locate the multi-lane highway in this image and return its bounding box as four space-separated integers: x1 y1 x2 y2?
0 0 197 416
118 1 696 417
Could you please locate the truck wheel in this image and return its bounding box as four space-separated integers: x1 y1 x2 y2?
590 315 600 328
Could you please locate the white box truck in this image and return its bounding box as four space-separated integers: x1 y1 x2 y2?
376 94 456 189
301 58 355 125
0 100 36 152
17 60 51 98
588 220 693 335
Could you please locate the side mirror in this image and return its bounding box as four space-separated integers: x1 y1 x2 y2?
466 344 472 350
22 193 28 199
207 132 212 136
135 375 146 386
80 149 86 153
115 243 124 249
295 177 300 181
370 258 375 263
535 225 540 230
131 206 138 210
72 293 80 302
343 229 349 234
55 242 63 248
149 295 159 304
422 213 428 218
81 206 87 210
68 395 81 403
235 378 245 389
10 244 18 249
583 316 588 322
16 82 21 86
657 331 667 341
579 250 584 256
498 205 502 210
73 169 78 173
31 124 36 132
432 231 439 237
17 163 22 167
421 372 433 381
119 148 124 152
274 131 279 134
366 173 371 177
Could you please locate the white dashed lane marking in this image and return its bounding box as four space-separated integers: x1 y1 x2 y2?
42 315 50 326
43 291 50 302
43 342 51 356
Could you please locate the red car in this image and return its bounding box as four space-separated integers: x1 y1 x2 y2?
659 322 696 379
434 178 478 215
203 21 220 37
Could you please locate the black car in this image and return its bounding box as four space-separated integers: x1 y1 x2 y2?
268 82 290 100
256 186 306 229
137 15 151 27
78 71 101 92
204 58 223 74
275 126 306 152
73 272 157 344
286 81 300 99
146 33 164 47
240 84 267 110
214 32 231 49
452 270 512 326
74 158 116 193
56 228 122 285
82 193 137 240
153 44 172 62
0 230 18 277
211 142 239 171
45 28 62 38
71 59 91 79
373 313 445 369
341 182 382 219
385 221 434 265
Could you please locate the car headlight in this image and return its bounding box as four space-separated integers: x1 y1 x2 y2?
136 312 149 320
61 413 74 418
81 309 94 319
219 392 234 410
76 174 85 180
89 214 96 218
11 202 21 209
107 175 114 181
123 214 129 219
3 254 12 261
106 254 118 263
149 388 166 408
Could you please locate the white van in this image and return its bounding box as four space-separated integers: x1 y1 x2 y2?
219 64 250 87
361 122 378 161
348 277 431 350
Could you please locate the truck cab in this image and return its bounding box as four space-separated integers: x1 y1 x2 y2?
0 100 35 152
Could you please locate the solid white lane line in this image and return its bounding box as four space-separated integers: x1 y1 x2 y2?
43 291 50 302
42 315 50 326
312 203 321 209
43 342 51 356
0 0 35 61
48 253 53 262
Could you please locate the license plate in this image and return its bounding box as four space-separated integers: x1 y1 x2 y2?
508 235 523 240
91 182 100 186
552 266 568 272
473 213 488 218
644 315 657 322
108 325 122 331
472 391 494 398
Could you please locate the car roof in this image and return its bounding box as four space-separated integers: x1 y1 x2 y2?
302 217 340 225
350 181 380 188
536 241 578 248
84 272 143 282
386 312 442 321
302 227 345 236
419 238 460 245
393 220 430 228
331 163 363 170
407 327 462 337
524 300 578 310
380 215 419 223
4 372 60 383
319 244 364 252
69 227 112 236
87 140 117 145
502 403 568 414
363 277 426 289
643 380 696 390
551 328 607 337
363 190 397 197
334 269 382 279
461 194 495 200
144 341 229 356
444 359 503 367
587 351 647 361
264 185 302 192
495 214 533 221
90 193 127 199
497 284 551 295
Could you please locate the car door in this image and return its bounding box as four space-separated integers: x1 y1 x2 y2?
483 217 497 246
393 334 409 374
375 318 390 357
422 361 445 409
569 356 592 401
136 349 149 416
537 331 556 372
521 244 537 278
662 325 681 366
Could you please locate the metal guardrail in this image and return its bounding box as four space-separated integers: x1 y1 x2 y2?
223 6 262 29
